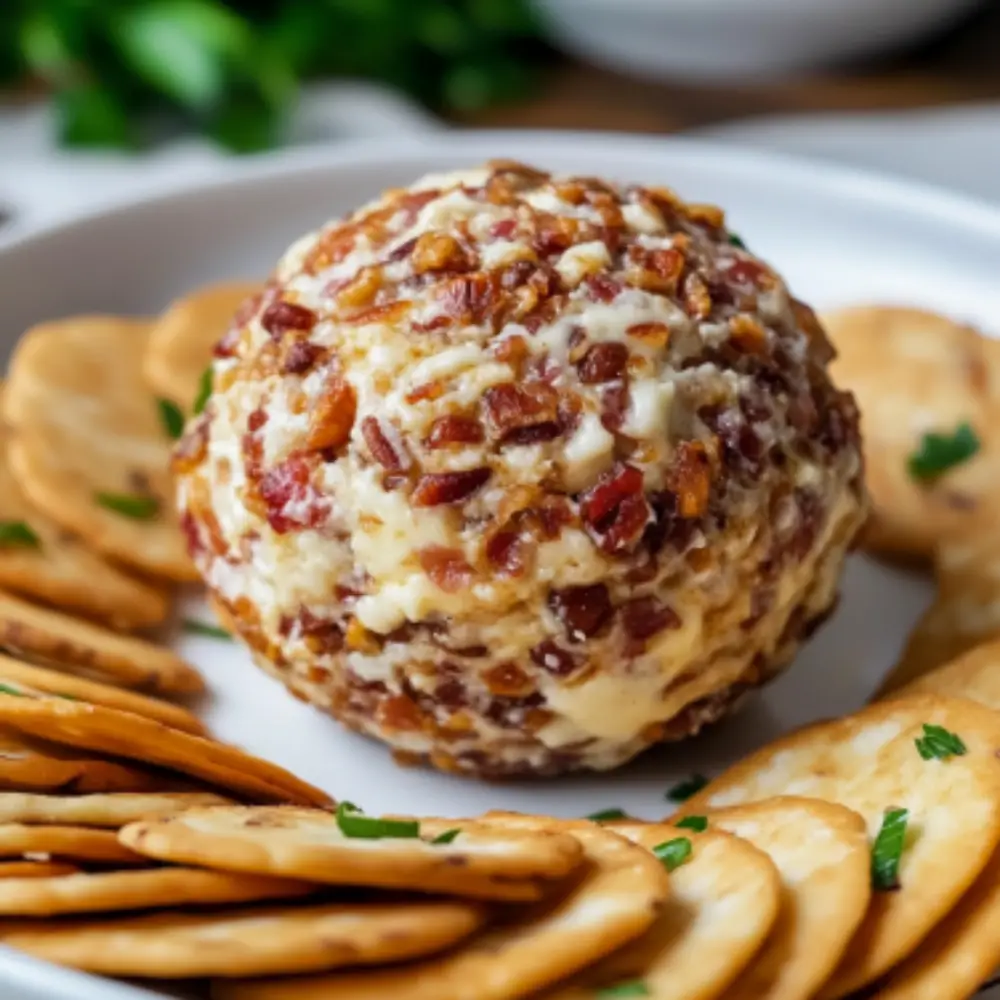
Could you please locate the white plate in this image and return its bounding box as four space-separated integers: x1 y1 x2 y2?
2 132 1000 1000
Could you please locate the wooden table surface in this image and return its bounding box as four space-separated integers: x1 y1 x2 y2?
464 1 1000 133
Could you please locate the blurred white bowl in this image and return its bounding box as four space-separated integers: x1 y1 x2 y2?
534 0 984 81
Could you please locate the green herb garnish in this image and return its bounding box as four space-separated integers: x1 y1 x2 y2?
431 829 460 845
666 775 708 802
596 981 650 998
335 802 420 840
871 807 909 891
192 366 213 415
915 724 967 761
728 233 747 250
0 521 41 550
653 837 692 873
54 693 80 701
183 619 232 641
586 808 628 823
95 492 160 520
157 397 185 439
908 423 980 482
0 684 26 697
674 815 708 832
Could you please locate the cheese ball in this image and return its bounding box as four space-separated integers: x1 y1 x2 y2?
175 161 866 777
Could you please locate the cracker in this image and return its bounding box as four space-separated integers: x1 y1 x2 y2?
823 305 1000 560
894 637 1000 709
704 797 870 1000
0 791 231 827
0 865 315 917
0 591 204 695
2 898 485 979
120 806 583 900
0 698 332 807
0 728 172 794
0 824 142 864
3 316 197 580
0 861 78 879
548 821 780 1000
144 282 261 409
685 694 1000 998
0 654 205 734
213 815 671 1000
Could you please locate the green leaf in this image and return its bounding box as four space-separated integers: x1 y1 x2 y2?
20 12 78 86
915 724 967 761
908 423 980 482
157 398 185 440
0 522 41 550
431 828 460 845
183 619 232 641
57 85 134 150
674 816 708 832
652 837 692 873
193 367 213 415
210 98 281 154
665 775 708 802
596 981 650 998
335 802 420 840
586 808 628 823
94 492 160 520
872 807 909 891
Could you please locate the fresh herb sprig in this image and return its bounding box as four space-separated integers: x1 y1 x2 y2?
335 802 420 840
587 808 628 823
665 775 708 802
653 837 692 873
674 816 708 832
183 619 232 641
908 423 980 482
0 522 41 549
871 807 909 891
915 724 967 761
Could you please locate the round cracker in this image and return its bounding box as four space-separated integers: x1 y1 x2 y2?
0 390 169 629
549 822 780 1000
685 694 1000 998
0 861 78 879
703 797 870 1000
0 655 205 734
212 816 670 1000
0 824 142 864
0 865 314 917
0 591 203 695
894 637 1000 709
823 305 1000 560
143 282 261 409
3 316 196 580
119 806 583 901
0 698 331 807
0 791 231 828
2 898 485 979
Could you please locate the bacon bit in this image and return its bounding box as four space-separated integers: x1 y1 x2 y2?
600 383 630 433
332 266 381 310
626 322 671 349
584 274 622 303
377 695 424 733
433 273 494 326
489 218 518 240
345 617 381 654
172 419 208 475
419 546 475 592
362 417 410 471
306 376 357 452
425 415 484 449
683 273 713 320
261 301 316 339
621 597 681 642
729 314 768 354
411 468 491 507
283 340 323 375
412 233 475 274
578 343 628 384
481 662 534 697
549 584 613 641
405 380 445 404
581 462 652 554
530 640 579 677
259 455 330 534
483 382 560 444
627 247 684 294
667 441 712 518
484 529 528 577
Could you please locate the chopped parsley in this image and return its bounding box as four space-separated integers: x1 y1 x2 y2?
94 492 160 520
335 802 420 840
871 807 909 891
915 723 967 761
183 619 232 641
908 423 980 482
0 684 25 697
431 829 460 845
728 233 747 250
674 815 708 832
586 808 628 823
0 521 41 550
156 398 185 440
596 981 650 998
653 837 692 873
666 775 708 802
193 367 213 415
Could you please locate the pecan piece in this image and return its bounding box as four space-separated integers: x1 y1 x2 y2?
580 462 652 554
306 376 357 451
621 597 681 642
261 301 316 339
577 343 628 384
419 546 474 592
549 584 613 641
411 468 491 507
425 416 485 449
412 233 475 274
483 382 560 445
667 441 712 518
362 417 410 471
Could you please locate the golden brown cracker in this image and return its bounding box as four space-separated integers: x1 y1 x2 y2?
0 698 331 807
144 282 261 410
0 824 142 864
0 860 78 879
894 636 1000 710
120 806 582 901
2 899 485 979
685 694 1000 998
823 305 1000 559
0 791 231 827
0 591 203 695
3 316 197 580
213 816 670 1000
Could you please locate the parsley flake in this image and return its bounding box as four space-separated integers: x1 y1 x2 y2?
674 815 708 832
193 367 213 415
915 723 967 761
666 775 708 802
871 807 909 891
0 684 25 697
653 837 692 873
94 492 160 520
728 233 747 250
596 981 650 998
0 521 41 550
335 802 420 840
156 398 185 439
587 808 628 823
183 619 232 641
431 829 460 845
908 423 980 482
